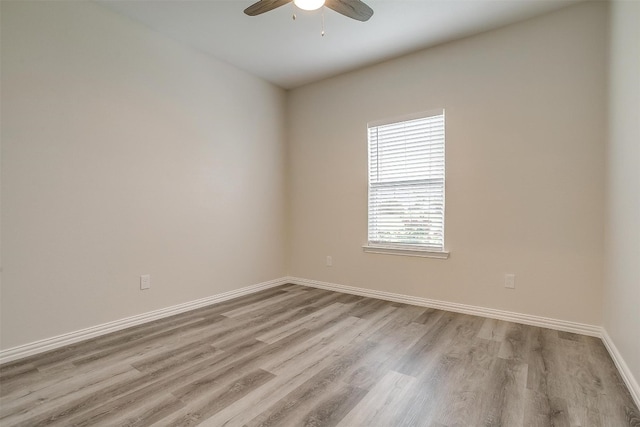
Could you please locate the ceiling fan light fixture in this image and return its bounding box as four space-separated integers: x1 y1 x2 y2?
244 0 372 21
293 0 325 11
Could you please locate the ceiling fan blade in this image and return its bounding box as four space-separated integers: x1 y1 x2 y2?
244 0 293 16
325 0 373 22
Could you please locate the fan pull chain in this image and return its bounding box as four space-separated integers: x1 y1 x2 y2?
292 2 296 20
321 8 325 36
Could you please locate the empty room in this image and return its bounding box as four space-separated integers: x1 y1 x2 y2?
1 0 638 425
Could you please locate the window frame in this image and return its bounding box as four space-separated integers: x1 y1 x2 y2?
363 109 449 259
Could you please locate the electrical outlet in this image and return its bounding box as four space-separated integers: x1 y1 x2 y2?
504 273 515 289
326 256 333 267
140 274 151 290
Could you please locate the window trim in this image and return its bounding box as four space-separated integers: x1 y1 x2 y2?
365 109 448 259
362 244 450 259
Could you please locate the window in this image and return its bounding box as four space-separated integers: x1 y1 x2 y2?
364 109 448 258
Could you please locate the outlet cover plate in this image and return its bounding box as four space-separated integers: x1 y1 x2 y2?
140 274 151 290
504 273 515 289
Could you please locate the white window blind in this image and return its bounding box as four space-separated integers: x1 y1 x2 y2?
367 110 445 252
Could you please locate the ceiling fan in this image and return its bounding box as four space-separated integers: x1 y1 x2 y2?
244 0 373 22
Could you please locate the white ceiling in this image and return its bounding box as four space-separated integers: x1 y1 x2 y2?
97 0 581 89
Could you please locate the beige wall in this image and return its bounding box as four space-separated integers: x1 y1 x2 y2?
287 2 608 325
0 1 287 349
0 0 624 358
604 0 640 391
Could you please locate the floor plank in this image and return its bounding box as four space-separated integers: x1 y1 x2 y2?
1 284 638 426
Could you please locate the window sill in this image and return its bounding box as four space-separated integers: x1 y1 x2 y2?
362 244 450 259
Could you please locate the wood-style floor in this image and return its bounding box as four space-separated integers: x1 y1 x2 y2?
1 284 638 426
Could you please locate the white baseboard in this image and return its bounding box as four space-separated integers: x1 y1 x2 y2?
285 276 601 337
0 277 289 365
601 329 640 409
4 274 637 411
